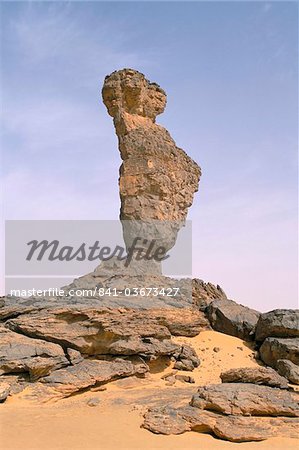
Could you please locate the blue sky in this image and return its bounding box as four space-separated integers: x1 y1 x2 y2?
1 1 298 310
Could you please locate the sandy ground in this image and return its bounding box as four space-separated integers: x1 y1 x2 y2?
1 330 298 450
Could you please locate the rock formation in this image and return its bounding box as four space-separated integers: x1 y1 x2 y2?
254 310 299 384
1 71 299 446
206 298 260 341
220 366 289 389
190 383 299 416
277 360 299 385
260 337 299 367
255 309 299 341
143 383 299 442
5 307 208 359
0 326 69 380
102 69 201 270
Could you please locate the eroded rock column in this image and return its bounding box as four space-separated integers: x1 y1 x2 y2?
102 68 201 272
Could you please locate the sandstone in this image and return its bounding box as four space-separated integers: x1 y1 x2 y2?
190 383 299 417
0 326 69 380
66 348 84 365
60 259 226 310
220 366 289 389
277 359 299 385
41 358 148 397
206 298 260 340
259 337 299 368
255 309 299 341
143 405 299 442
6 307 204 360
173 345 200 371
192 279 227 310
102 69 201 270
1 374 29 396
62 261 196 308
0 380 10 402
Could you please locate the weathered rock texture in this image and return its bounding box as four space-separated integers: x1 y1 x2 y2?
173 345 200 371
259 337 299 368
255 309 299 341
40 358 148 398
206 298 260 341
190 383 299 417
143 383 299 442
192 279 227 311
0 381 11 402
220 366 289 389
277 360 299 385
0 326 69 380
102 68 201 260
143 405 299 442
0 300 208 400
6 307 207 358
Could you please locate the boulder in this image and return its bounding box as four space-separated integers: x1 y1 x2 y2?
206 298 260 341
276 360 299 385
259 337 299 368
255 309 299 341
173 345 200 371
220 366 289 389
143 405 299 442
190 383 299 417
0 326 69 380
143 382 299 442
41 357 148 397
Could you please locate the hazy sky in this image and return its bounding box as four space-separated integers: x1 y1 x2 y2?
1 1 298 311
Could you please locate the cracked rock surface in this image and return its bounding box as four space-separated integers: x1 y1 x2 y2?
143 383 299 442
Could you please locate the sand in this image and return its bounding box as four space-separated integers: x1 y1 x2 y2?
1 330 298 450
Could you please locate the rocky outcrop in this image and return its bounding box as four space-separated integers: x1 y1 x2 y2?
259 337 299 368
0 287 211 402
190 383 299 416
143 383 299 442
220 366 289 389
277 360 299 385
255 309 299 341
6 307 205 359
0 326 69 380
102 69 200 267
255 310 299 385
206 298 260 341
2 68 297 449
192 279 227 311
143 405 299 442
40 358 148 398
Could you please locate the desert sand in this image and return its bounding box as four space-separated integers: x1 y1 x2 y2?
1 330 298 450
